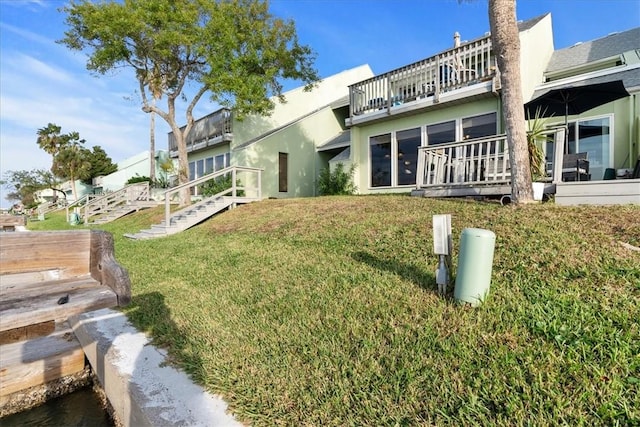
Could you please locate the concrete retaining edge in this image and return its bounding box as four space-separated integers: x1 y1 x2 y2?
69 308 241 427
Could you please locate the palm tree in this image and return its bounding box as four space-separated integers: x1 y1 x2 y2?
36 123 64 156
488 0 534 203
51 136 91 202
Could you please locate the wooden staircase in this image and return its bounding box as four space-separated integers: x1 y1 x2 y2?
81 182 157 225
124 166 262 240
90 200 157 225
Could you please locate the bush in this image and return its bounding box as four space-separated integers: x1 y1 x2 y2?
318 163 356 195
126 175 151 185
200 173 244 197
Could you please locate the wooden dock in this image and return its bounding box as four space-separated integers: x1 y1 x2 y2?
0 230 131 415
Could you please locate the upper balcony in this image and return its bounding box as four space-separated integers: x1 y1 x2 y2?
347 34 499 126
169 108 233 157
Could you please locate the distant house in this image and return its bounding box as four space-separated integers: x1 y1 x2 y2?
169 65 374 199
35 150 170 204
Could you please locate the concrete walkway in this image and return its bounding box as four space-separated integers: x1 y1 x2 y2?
69 309 241 427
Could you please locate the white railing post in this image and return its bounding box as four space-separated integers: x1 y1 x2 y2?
232 167 237 197
257 169 262 199
552 127 566 184
165 191 171 228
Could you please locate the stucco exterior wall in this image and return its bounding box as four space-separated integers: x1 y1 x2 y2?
231 65 373 147
99 150 167 192
233 107 344 198
519 14 555 103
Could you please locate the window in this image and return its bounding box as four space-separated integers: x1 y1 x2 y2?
205 158 214 174
367 112 498 188
279 152 288 192
566 116 611 180
215 154 226 171
462 112 497 140
427 121 455 145
196 159 204 179
188 162 195 181
397 128 421 185
370 134 392 187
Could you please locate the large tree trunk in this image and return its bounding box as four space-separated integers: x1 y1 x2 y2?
489 0 533 203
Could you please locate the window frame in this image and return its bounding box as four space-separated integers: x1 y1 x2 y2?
367 111 498 189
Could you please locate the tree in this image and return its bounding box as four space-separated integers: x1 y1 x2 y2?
488 0 534 203
2 169 65 207
59 0 319 206
51 139 92 202
36 124 117 201
36 123 66 156
84 146 118 184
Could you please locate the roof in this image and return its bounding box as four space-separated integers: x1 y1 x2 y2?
517 14 548 32
546 27 640 73
530 68 640 100
317 130 351 152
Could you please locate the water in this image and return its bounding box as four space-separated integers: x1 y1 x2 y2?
1 388 113 427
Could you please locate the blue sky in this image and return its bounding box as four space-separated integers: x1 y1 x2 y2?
1 0 639 206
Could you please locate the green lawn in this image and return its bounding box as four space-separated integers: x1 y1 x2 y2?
31 196 639 425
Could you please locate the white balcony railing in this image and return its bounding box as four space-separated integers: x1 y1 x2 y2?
416 134 510 188
349 35 497 118
416 128 567 189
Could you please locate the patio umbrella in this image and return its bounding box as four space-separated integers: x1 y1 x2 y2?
524 80 630 125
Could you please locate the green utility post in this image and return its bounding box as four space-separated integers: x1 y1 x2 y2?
454 228 496 307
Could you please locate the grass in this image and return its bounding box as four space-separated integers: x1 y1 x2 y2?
31 196 639 425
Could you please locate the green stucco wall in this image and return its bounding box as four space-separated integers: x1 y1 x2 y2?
233 108 345 198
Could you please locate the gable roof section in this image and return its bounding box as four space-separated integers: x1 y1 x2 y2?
234 102 337 151
546 27 640 73
517 13 548 32
317 130 351 152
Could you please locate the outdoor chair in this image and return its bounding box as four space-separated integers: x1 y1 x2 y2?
561 152 590 181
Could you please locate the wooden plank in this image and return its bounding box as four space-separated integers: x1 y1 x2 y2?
0 215 26 227
0 269 62 289
0 323 85 397
0 231 90 278
0 282 117 332
1 276 98 302
0 321 55 345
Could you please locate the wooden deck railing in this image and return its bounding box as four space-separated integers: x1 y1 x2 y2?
163 166 262 227
349 35 496 117
416 128 566 189
416 134 509 188
168 108 233 154
82 182 150 224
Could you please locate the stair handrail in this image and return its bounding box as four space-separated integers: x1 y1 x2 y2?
163 166 262 227
65 194 97 222
83 182 150 224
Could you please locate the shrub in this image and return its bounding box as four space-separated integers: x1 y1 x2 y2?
318 163 356 195
126 175 151 185
200 173 244 197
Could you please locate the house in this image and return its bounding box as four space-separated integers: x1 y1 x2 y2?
342 13 639 204
169 65 374 199
35 149 170 205
172 13 639 206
